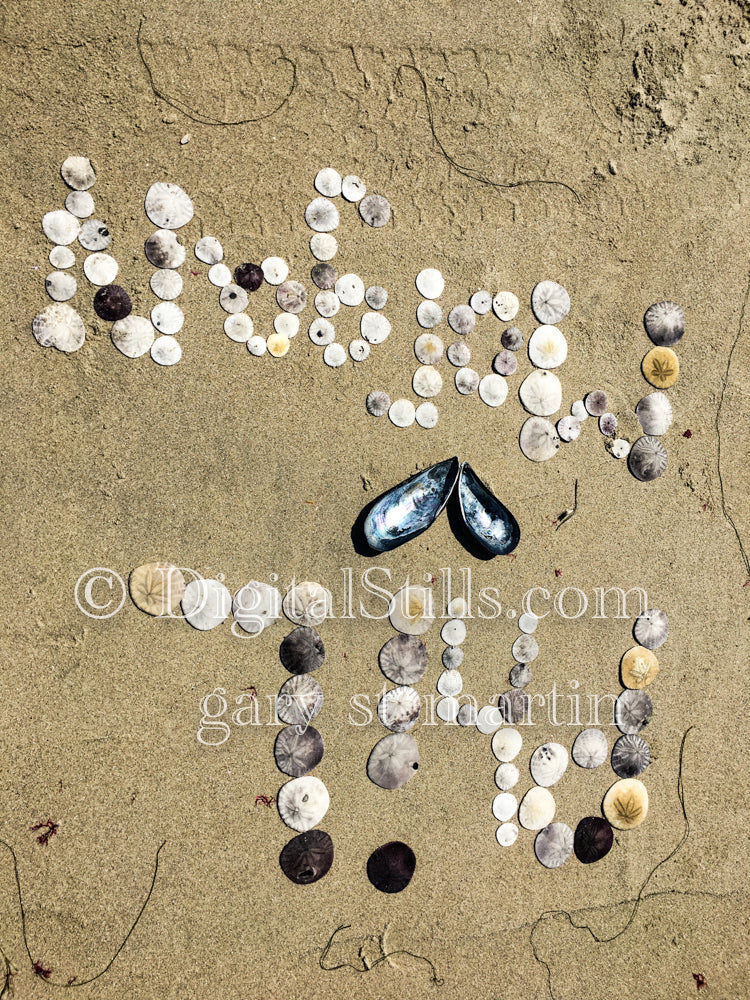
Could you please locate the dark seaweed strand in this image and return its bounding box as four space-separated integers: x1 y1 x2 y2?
0 838 166 988
320 923 443 986
396 64 581 204
136 18 297 126
529 728 695 1000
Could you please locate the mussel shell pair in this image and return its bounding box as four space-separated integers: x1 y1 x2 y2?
364 457 520 556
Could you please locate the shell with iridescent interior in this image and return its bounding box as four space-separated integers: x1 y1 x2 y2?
611 734 651 778
378 686 421 732
367 732 419 789
571 728 608 769
379 634 428 685
389 585 435 635
534 822 574 868
277 775 329 832
633 608 669 650
276 675 323 727
364 457 460 553
530 743 568 787
457 462 521 556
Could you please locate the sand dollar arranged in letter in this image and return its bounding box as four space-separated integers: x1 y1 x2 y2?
282 581 331 627
144 182 194 229
129 561 185 616
182 578 232 630
277 776 330 833
603 777 648 830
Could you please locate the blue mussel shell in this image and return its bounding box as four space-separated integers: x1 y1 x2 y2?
457 463 520 555
364 457 460 552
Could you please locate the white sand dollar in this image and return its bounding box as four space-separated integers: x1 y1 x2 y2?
455 368 480 395
314 167 342 197
492 291 519 322
478 373 508 407
145 230 185 269
531 280 570 324
82 252 118 285
220 284 249 314
247 335 267 356
49 245 75 268
335 273 365 306
518 612 539 634
436 696 459 722
413 366 443 398
42 210 80 245
144 182 193 229
496 823 518 847
349 338 370 361
194 236 223 264
277 776 329 832
78 218 111 251
208 263 232 287
609 438 631 459
441 618 466 645
414 333 444 365
224 314 254 342
529 743 569 787
389 585 434 635
342 174 366 201
45 271 77 302
417 301 442 329
447 341 471 366
151 301 184 335
274 313 299 338
111 315 154 358
518 786 556 830
447 597 467 617
571 399 588 420
310 234 337 261
415 402 438 428
495 762 520 790
150 270 182 300
512 634 538 663
416 268 444 299
305 197 339 233
378 686 421 732
61 156 96 191
448 304 475 335
309 318 336 346
360 311 391 344
557 416 581 442
388 399 415 427
437 669 462 697
492 728 522 762
283 581 332 627
65 191 94 218
470 290 492 314
528 325 568 369
571 728 608 769
181 578 231 630
315 290 339 318
324 342 346 367
476 705 503 734
365 285 388 309
150 335 182 366
492 792 517 822
232 580 281 634
519 370 562 415
519 416 561 461
31 302 85 352
261 257 288 285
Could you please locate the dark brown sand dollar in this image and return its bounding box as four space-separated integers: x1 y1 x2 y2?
94 285 132 321
574 816 614 864
234 263 264 291
274 725 324 777
378 634 428 685
279 830 334 884
367 841 416 893
279 627 325 674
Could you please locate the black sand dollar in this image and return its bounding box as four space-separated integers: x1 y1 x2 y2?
279 626 325 674
574 816 614 864
94 285 131 321
234 263 264 291
279 830 334 884
366 841 416 893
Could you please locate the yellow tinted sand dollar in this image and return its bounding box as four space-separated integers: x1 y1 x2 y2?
620 645 659 689
267 333 290 357
129 562 185 616
642 346 679 389
603 778 648 830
